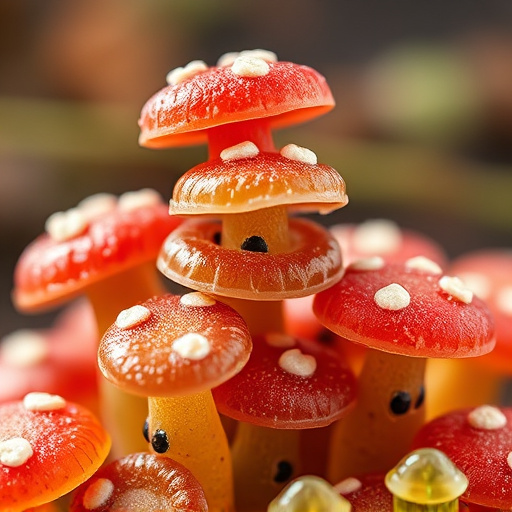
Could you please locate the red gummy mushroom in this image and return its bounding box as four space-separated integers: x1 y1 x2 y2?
138 49 334 158
313 258 495 482
212 332 357 510
0 392 110 512
70 452 207 512
412 405 512 510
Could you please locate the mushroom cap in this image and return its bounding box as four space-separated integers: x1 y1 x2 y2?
158 217 343 301
169 151 347 216
0 395 110 511
335 474 392 512
70 452 208 512
313 261 495 358
138 60 334 148
412 405 512 509
450 249 512 374
13 191 182 312
212 333 357 429
98 293 252 397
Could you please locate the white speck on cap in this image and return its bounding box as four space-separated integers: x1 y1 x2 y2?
77 193 117 222
278 348 317 377
467 405 507 430
231 55 270 77
220 141 259 161
374 283 410 310
166 60 208 86
1 330 49 368
280 144 318 165
217 51 240 67
405 256 442 274
23 392 66 411
265 333 297 348
439 276 473 304
180 292 216 307
497 286 512 316
507 452 512 471
456 272 491 300
83 478 115 510
118 189 162 212
0 437 33 467
352 219 402 255
334 477 363 495
349 256 385 271
172 333 211 360
45 208 88 242
218 49 277 67
115 305 152 330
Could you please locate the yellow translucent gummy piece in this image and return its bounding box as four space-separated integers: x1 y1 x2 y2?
267 476 351 512
385 448 468 511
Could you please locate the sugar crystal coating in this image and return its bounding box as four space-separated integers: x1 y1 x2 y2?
180 292 216 307
467 405 507 430
23 392 66 411
280 144 318 165
218 49 277 67
45 208 88 242
278 348 317 377
172 333 211 360
374 283 411 310
220 141 259 161
115 305 152 330
166 60 208 86
231 55 270 77
439 276 473 304
0 437 33 467
507 452 512 470
83 478 115 510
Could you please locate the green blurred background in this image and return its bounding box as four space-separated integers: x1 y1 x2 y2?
1 0 511 337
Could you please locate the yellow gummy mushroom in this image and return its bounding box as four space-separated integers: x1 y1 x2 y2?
385 448 468 512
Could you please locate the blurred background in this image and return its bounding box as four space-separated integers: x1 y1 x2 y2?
1 0 512 337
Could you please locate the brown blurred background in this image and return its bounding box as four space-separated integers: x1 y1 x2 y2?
1 0 512 337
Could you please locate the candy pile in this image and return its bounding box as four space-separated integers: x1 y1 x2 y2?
1 50 511 511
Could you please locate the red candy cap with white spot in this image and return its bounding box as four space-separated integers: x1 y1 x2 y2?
313 262 495 358
335 473 392 512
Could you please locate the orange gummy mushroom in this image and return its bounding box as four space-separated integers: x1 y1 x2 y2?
70 452 207 512
99 292 252 512
313 258 495 482
0 392 110 512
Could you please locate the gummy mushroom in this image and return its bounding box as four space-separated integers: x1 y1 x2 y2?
98 291 252 512
335 473 393 512
138 50 334 158
0 392 111 512
412 405 512 510
212 333 357 510
13 189 182 456
313 258 495 482
70 452 207 512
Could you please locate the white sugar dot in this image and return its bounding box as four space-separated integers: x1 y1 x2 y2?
467 405 507 430
280 144 318 165
115 305 152 330
353 219 402 255
405 256 442 274
439 276 473 304
83 478 115 510
265 333 297 348
1 330 49 368
507 452 512 471
456 272 491 300
217 51 240 67
180 292 216 307
334 477 363 495
23 392 66 412
172 333 211 360
77 193 117 222
220 141 259 161
278 348 317 377
45 208 88 242
0 438 33 467
349 256 385 271
166 60 208 85
218 49 277 68
231 55 270 77
118 189 162 212
497 286 512 316
374 283 410 310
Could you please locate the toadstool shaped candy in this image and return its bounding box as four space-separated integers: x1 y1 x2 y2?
0 392 110 512
70 452 207 512
412 405 512 510
99 291 252 512
313 258 495 482
138 50 334 158
13 189 183 456
212 333 357 510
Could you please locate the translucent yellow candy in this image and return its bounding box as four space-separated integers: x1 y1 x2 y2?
268 475 351 512
385 448 468 511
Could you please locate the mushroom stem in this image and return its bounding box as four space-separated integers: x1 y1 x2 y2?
327 349 427 482
230 422 301 512
148 391 234 512
392 497 460 512
207 119 275 159
88 262 165 457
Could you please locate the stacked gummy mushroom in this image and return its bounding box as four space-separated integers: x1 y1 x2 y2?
138 50 357 509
